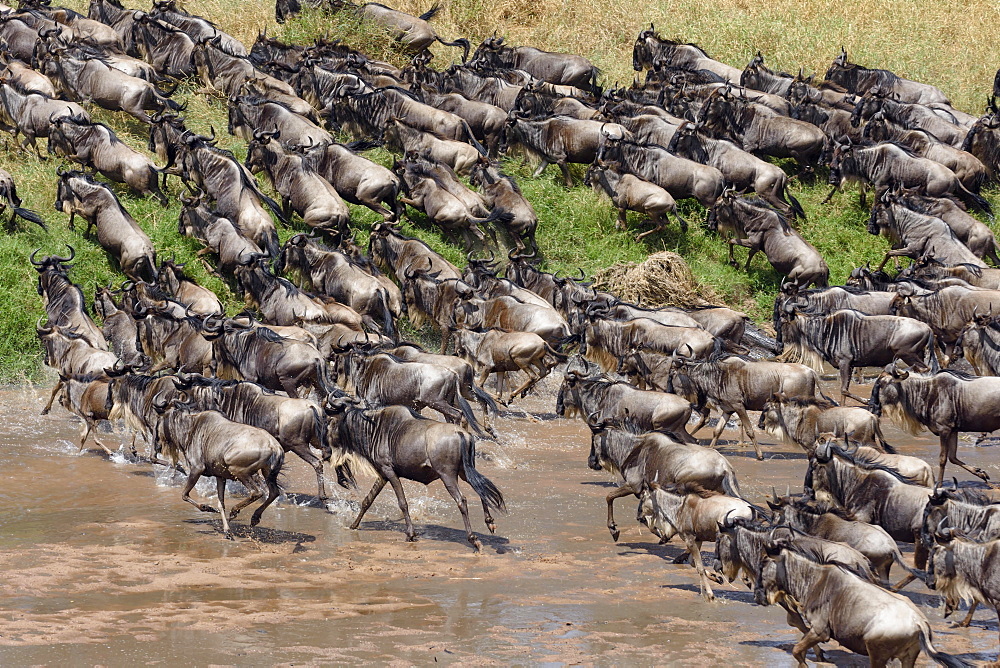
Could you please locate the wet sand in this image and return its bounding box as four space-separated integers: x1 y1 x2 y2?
1 376 997 665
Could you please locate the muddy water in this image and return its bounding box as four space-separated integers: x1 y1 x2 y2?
1 377 998 665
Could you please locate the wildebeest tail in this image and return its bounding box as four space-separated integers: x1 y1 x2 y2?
438 37 470 63
460 119 488 156
722 469 745 500
918 623 970 668
458 394 488 438
459 432 506 514
419 3 441 21
786 190 806 221
377 288 396 340
543 341 569 361
927 332 941 374
892 549 924 582
874 420 896 454
956 181 994 220
471 382 500 416
12 207 46 230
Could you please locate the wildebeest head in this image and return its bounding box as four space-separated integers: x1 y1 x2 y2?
554 368 586 417
753 545 787 606
827 140 854 186
924 517 958 595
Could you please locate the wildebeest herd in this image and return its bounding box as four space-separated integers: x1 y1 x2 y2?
12 0 1000 663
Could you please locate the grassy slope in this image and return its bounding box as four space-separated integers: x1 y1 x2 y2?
3 0 998 380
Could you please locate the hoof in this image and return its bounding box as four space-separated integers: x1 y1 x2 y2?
223 531 235 541
40 409 49 416
610 528 620 542
228 509 240 519
199 504 219 513
406 533 418 542
471 538 482 552
487 522 496 534
250 514 262 527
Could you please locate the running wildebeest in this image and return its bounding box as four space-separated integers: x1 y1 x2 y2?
326 399 505 551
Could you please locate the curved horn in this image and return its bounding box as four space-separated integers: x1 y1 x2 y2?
54 245 75 263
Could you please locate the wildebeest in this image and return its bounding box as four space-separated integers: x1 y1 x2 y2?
707 193 828 288
583 317 717 373
47 115 168 205
172 374 341 501
826 46 950 103
369 222 461 282
768 494 916 585
131 12 198 79
39 46 182 123
863 112 984 188
667 353 833 458
500 114 629 186
867 194 985 271
587 419 743 541
0 76 90 157
177 193 263 275
957 314 1000 376
153 392 284 538
385 119 483 175
631 27 742 82
244 131 350 240
191 37 297 98
36 321 119 414
893 191 999 264
469 160 538 252
156 258 223 317
472 36 600 95
416 88 508 156
584 161 686 240
326 401 504 551
228 94 332 148
826 141 993 216
697 87 826 173
131 300 214 375
31 246 107 351
337 350 488 435
54 170 157 283
642 481 754 600
200 315 333 399
667 121 805 219
176 131 284 258
234 255 364 330
54 372 113 454
93 285 146 370
276 234 400 338
777 307 936 403
556 367 695 441
870 365 1000 486
755 545 963 667
149 0 247 57
891 284 1000 361
926 523 1000 646
298 139 402 222
0 167 44 231
598 136 725 209
759 395 891 452
451 326 565 404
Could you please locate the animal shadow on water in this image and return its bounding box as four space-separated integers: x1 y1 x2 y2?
579 480 618 488
354 519 512 553
661 581 756 605
184 517 317 545
740 640 863 666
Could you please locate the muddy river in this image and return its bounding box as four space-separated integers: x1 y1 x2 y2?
1 376 997 665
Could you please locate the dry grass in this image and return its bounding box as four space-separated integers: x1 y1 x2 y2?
591 251 720 308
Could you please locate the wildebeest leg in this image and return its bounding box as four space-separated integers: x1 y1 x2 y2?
289 444 328 501
279 377 300 399
943 430 991 485
350 477 387 529
228 473 264 519
734 406 764 460
558 162 573 188
838 363 868 405
531 160 549 178
40 379 64 415
80 420 115 456
690 407 711 434
495 371 507 404
440 474 481 551
791 627 829 667
708 412 733 449
953 602 979 627
683 537 714 601
606 484 636 542
383 471 416 541
615 208 628 231
439 326 451 354
215 477 234 537
821 186 838 204
180 466 216 514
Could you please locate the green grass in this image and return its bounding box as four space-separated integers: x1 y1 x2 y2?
3 0 999 380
